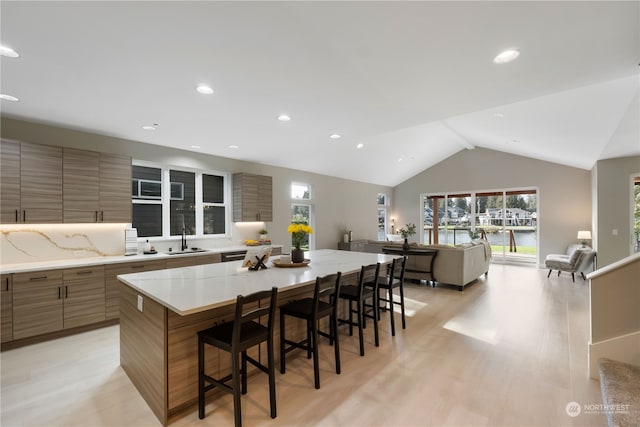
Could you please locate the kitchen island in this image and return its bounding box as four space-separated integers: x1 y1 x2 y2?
117 249 399 425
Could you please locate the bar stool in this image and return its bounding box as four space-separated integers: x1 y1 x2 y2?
338 263 380 356
376 256 407 336
280 272 342 389
198 287 278 427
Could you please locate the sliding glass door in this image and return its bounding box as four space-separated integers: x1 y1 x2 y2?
421 189 538 264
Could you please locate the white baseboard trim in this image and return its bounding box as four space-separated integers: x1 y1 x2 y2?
588 330 640 379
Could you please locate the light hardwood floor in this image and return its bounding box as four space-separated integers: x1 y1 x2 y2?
1 264 606 426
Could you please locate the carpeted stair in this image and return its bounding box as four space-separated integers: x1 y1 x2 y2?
598 358 640 427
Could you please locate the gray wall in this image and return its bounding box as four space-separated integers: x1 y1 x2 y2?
393 147 592 266
594 156 640 267
1 117 391 252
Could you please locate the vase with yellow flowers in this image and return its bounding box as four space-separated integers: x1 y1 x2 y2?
288 222 313 263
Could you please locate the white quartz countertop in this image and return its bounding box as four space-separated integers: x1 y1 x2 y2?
0 245 281 274
117 249 400 316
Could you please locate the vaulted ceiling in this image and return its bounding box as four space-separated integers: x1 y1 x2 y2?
1 1 638 186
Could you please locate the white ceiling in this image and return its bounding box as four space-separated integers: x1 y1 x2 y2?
1 1 639 187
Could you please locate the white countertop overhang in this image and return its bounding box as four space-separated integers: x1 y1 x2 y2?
117 249 400 316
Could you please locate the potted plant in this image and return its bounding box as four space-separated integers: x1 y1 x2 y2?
399 223 417 250
258 228 269 241
288 223 313 263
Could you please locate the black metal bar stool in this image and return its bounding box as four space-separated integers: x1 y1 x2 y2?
279 272 342 389
338 263 380 356
198 287 278 427
376 256 407 336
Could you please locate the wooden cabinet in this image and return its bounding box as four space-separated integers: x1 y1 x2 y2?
63 148 100 223
0 140 21 223
105 259 166 320
12 267 107 339
1 274 13 343
195 253 222 265
165 257 196 269
62 266 105 329
233 173 272 222
12 270 64 339
63 149 131 223
1 140 130 224
20 142 64 223
99 153 131 223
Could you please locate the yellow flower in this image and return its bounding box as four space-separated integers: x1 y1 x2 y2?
288 223 313 247
287 223 313 235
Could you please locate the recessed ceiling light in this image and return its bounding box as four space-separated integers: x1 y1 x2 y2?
0 94 19 102
277 114 291 121
191 145 201 149
142 125 156 131
356 143 364 149
228 145 239 149
493 113 505 118
397 157 403 162
196 85 214 95
329 134 341 140
493 49 520 64
0 45 19 58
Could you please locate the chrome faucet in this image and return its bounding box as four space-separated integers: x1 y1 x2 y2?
181 227 188 251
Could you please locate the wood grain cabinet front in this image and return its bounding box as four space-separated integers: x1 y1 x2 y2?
0 139 21 223
63 148 101 223
1 274 13 343
232 173 272 222
105 260 166 320
62 266 106 329
12 270 64 340
63 148 131 223
19 142 64 223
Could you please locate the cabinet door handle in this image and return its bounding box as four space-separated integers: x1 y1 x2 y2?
76 270 93 275
15 209 18 223
65 286 68 298
58 287 61 299
29 275 48 281
22 210 26 222
95 211 99 222
132 265 145 269
100 211 104 222
5 277 9 292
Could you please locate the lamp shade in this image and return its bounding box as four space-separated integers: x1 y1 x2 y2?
577 230 592 240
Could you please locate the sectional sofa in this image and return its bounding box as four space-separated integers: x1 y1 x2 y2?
356 239 492 291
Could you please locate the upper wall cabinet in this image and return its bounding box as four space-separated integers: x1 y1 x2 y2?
20 141 63 223
98 152 131 223
232 173 272 222
0 139 131 224
63 148 131 223
63 148 100 222
0 139 21 223
1 139 64 223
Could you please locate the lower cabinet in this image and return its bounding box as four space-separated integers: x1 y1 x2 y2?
4 248 266 345
105 260 167 320
12 270 64 340
1 274 13 343
12 268 107 340
62 266 106 329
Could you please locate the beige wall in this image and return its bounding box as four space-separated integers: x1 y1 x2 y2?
594 156 640 267
1 117 391 252
392 147 592 266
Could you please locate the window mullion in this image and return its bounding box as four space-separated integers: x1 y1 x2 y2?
195 173 203 237
162 168 171 238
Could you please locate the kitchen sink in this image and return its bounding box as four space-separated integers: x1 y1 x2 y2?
166 248 209 255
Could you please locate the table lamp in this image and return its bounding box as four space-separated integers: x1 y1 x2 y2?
577 230 592 247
